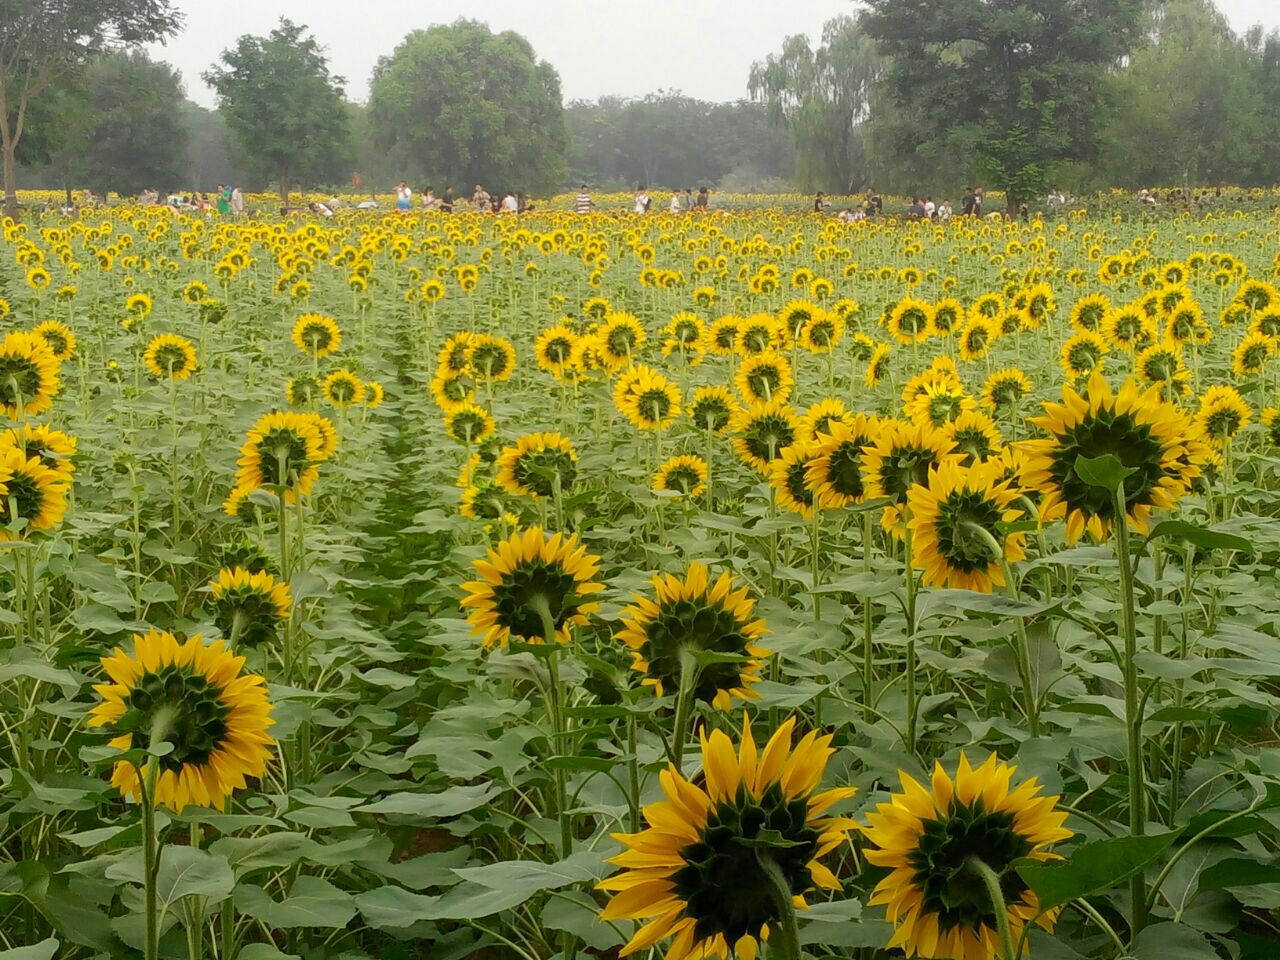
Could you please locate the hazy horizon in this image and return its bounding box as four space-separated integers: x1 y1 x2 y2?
151 0 1280 110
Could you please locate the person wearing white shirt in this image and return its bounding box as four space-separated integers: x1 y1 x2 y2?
634 187 650 214
500 191 518 213
395 181 412 211
669 193 682 214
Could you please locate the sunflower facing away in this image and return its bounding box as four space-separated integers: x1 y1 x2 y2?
3 423 77 482
495 432 579 499
731 399 801 475
0 444 69 538
322 369 366 407
1196 385 1251 446
769 441 819 518
0 331 60 419
32 320 76 362
805 414 880 509
864 754 1073 960
1022 372 1210 541
655 455 709 499
144 333 198 380
209 567 292 648
863 420 958 535
89 630 274 812
292 313 341 357
235 411 326 499
598 716 856 960
459 526 603 648
907 460 1026 592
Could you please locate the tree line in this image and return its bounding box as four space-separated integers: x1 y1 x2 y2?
3 0 1280 216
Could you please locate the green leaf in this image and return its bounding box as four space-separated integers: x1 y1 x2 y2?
355 782 503 818
920 589 1062 620
1016 832 1180 912
543 890 626 951
237 945 300 960
234 876 356 929
107 846 234 906
1073 453 1135 491
1129 921 1219 959
738 829 807 850
0 940 58 960
353 886 440 931
1197 858 1280 894
1143 520 1252 555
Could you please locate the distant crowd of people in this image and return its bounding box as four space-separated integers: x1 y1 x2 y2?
813 186 991 222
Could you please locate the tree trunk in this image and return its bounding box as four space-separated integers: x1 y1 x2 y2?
1006 194 1019 218
2 141 18 221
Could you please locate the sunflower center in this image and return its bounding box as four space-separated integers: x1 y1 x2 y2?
934 491 1004 572
488 561 580 639
673 783 819 944
879 446 941 503
663 465 702 494
124 665 232 772
906 804 1033 933
255 429 312 486
781 460 813 510
693 400 731 432
743 416 796 465
637 389 672 424
515 449 577 497
473 345 509 376
3 470 45 524
1049 409 1165 520
640 600 755 704
0 357 43 407
745 367 782 399
823 442 867 498
544 339 572 364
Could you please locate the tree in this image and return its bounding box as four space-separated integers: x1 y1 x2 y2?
1097 1 1261 188
860 0 1147 211
0 0 181 217
368 19 567 195
203 19 351 207
182 103 248 193
749 17 884 193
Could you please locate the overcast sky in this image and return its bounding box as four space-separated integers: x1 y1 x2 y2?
150 0 1280 109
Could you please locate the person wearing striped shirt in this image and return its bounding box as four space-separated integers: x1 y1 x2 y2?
574 185 593 214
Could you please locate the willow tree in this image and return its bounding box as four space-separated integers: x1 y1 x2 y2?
748 16 884 193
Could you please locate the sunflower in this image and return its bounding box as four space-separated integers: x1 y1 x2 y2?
0 331 59 420
690 386 740 434
209 567 292 647
616 364 682 431
1196 385 1251 446
1023 372 1209 541
600 312 648 369
804 415 880 509
799 398 854 443
904 381 975 428
1058 329 1108 380
292 314 341 358
735 315 781 356
599 716 855 960
731 399 800 474
945 411 1003 465
864 754 1072 960
459 526 603 648
0 445 68 538
654 455 708 499
183 280 208 303
1100 304 1150 353
709 316 743 356
1 423 75 483
735 351 793 405
445 403 496 444
863 420 958 535
470 334 517 381
1249 308 1280 340
980 369 1032 413
438 331 476 374
799 311 844 353
887 297 935 345
969 293 1004 322
235 411 325 497
1232 330 1275 378
778 300 820 342
769 441 819 518
1069 293 1110 333
88 630 275 812
322 369 366 407
495 432 579 499
26 267 52 291
32 321 76 362
1135 339 1190 395
365 380 385 409
907 460 1025 591
144 333 198 380
865 343 893 388
536 325 579 377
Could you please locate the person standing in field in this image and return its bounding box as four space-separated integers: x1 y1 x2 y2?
441 187 454 213
422 186 439 210
574 184 593 214
697 187 709 210
669 191 682 214
473 184 491 212
215 185 230 216
634 186 650 214
231 185 244 216
395 181 413 211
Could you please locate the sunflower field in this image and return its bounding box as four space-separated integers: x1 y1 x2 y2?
1 204 1280 960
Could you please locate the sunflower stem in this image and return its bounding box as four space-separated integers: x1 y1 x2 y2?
143 706 175 960
759 852 803 960
531 597 572 859
862 510 875 724
809 502 822 624
672 649 700 772
902 524 919 757
968 857 1019 960
1112 483 1148 935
